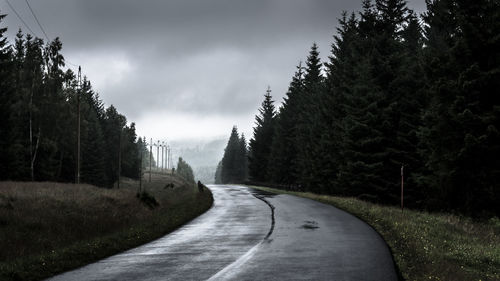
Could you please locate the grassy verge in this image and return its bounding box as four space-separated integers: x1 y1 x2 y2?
248 185 499 281
0 174 213 281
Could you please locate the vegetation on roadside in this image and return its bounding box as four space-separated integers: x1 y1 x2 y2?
0 174 213 281
249 185 500 281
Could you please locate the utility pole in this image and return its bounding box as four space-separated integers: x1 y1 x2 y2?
29 69 34 181
76 66 81 184
149 138 152 182
165 145 170 171
401 164 404 212
161 141 165 172
168 146 172 171
139 144 143 193
156 140 160 170
117 127 122 189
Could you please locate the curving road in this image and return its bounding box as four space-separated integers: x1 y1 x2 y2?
47 185 397 281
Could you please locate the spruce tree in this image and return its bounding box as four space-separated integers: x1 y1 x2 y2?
221 126 244 183
248 87 276 182
295 43 324 192
267 63 305 186
102 105 126 187
120 123 140 179
321 12 359 195
237 134 248 181
419 0 500 215
0 11 13 180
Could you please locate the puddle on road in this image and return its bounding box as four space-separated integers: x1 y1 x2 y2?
301 220 319 230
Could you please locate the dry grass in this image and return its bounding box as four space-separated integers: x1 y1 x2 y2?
248 185 500 281
0 173 213 281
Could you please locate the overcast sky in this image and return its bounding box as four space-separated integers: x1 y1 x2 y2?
1 0 426 143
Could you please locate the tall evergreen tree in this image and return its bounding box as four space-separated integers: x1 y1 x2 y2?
418 0 500 215
295 43 325 192
0 11 13 180
248 87 276 182
77 79 104 186
102 105 126 187
221 126 246 183
268 63 305 186
321 12 359 195
120 123 140 179
237 134 248 181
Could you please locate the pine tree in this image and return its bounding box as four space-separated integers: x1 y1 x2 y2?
321 12 359 195
419 0 500 215
102 105 126 187
221 126 244 183
120 123 140 179
268 63 305 186
0 11 14 180
237 134 248 181
248 87 276 182
295 43 324 192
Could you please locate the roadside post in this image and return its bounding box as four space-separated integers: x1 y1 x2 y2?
149 138 152 182
139 144 143 193
401 164 404 212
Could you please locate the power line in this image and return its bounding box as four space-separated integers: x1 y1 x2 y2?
66 60 78 67
24 0 49 42
4 0 79 71
4 0 38 37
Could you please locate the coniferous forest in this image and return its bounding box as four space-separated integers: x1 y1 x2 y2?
242 0 499 217
0 12 142 187
215 126 248 184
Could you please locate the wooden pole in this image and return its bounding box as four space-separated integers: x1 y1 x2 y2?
139 143 143 193
156 140 160 170
149 138 152 182
76 66 81 184
162 142 165 172
401 164 404 212
117 127 121 189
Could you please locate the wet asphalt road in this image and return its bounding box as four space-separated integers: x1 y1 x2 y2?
47 185 397 281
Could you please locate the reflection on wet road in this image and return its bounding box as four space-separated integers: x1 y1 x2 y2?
47 185 397 281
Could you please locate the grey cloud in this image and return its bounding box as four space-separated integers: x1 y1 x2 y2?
1 0 427 140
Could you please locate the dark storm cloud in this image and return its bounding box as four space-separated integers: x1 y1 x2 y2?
1 0 427 140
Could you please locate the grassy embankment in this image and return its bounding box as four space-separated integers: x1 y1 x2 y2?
248 185 499 281
0 173 213 281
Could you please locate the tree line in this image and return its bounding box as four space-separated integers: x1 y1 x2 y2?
219 0 499 217
214 126 248 184
0 12 142 187
176 157 195 183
